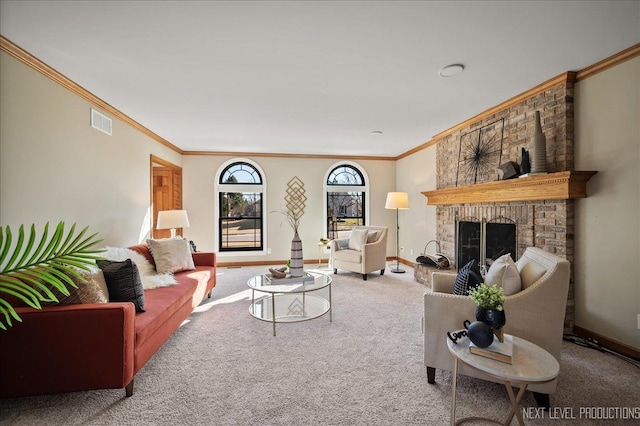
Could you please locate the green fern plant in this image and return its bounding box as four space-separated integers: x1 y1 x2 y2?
0 222 104 330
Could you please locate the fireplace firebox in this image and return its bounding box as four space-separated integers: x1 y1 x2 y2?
456 217 516 273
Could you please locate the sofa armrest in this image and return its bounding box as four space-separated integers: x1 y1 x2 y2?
192 251 216 267
432 271 457 293
0 302 135 398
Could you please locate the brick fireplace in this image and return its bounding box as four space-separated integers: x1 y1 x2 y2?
424 72 587 333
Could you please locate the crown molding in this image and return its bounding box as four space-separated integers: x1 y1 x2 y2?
397 42 640 160
0 35 183 155
3 35 638 162
576 42 640 81
182 150 396 161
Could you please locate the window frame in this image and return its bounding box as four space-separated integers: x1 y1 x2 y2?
215 159 267 255
323 161 370 240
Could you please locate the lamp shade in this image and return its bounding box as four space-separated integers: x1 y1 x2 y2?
156 210 190 230
385 192 409 210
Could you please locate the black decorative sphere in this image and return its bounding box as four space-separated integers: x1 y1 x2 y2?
467 321 494 348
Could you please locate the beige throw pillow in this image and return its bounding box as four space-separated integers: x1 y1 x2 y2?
485 253 522 295
40 268 108 306
366 231 379 244
147 238 195 274
348 228 369 251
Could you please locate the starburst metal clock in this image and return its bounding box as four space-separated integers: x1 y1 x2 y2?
456 118 505 187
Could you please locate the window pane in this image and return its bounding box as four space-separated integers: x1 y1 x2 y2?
219 191 262 251
327 191 364 240
220 162 262 184
220 217 262 249
327 165 364 186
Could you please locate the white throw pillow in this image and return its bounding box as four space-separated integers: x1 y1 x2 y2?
102 246 177 289
485 253 522 296
147 238 196 274
348 228 369 251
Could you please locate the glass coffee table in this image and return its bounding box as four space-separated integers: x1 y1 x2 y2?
247 272 332 336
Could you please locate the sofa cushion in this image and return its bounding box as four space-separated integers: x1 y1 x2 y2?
127 244 156 266
147 238 195 274
485 253 521 295
97 259 145 312
453 259 483 296
348 228 369 251
333 249 362 264
134 270 200 346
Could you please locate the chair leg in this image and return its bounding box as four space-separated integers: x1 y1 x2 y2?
362 274 368 280
427 366 436 384
333 268 338 274
533 392 550 410
380 269 385 275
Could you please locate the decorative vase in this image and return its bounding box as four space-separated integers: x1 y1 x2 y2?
475 305 487 323
530 110 548 173
475 306 506 329
485 308 506 329
289 230 304 277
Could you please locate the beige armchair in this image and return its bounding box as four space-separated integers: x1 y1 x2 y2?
423 247 570 407
330 226 388 280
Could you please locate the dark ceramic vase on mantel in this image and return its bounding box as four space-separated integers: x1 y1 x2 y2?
476 306 506 329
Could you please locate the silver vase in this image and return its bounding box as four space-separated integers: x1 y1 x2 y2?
530 110 548 173
289 230 304 277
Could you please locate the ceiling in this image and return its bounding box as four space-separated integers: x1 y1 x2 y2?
1 1 638 157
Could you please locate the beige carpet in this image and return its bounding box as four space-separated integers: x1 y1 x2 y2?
0 263 638 425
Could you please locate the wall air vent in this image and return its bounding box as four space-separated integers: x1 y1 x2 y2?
90 108 112 135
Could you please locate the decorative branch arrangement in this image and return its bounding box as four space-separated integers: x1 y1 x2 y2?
279 176 306 232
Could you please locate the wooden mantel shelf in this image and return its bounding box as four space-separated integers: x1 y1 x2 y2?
421 171 598 205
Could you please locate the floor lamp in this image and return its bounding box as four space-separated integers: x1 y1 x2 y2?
385 192 409 273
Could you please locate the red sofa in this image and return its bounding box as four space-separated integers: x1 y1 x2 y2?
0 244 216 399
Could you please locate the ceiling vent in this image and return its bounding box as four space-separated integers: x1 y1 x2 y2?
90 108 112 135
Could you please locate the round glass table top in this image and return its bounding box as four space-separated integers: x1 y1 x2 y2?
247 271 332 294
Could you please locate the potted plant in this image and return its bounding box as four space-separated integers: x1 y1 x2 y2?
468 283 506 330
0 222 104 330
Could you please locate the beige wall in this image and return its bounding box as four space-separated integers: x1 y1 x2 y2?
182 155 397 263
574 56 640 349
395 145 437 263
3 40 638 349
0 52 182 247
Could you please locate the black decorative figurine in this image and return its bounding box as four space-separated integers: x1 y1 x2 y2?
521 148 531 175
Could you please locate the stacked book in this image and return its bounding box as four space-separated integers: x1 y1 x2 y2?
469 334 513 364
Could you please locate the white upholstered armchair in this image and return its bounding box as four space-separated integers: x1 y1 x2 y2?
423 247 570 407
330 226 388 280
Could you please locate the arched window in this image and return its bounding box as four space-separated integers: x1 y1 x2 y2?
324 163 368 240
216 161 264 252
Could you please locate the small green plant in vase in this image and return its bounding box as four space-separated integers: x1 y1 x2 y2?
468 283 506 340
